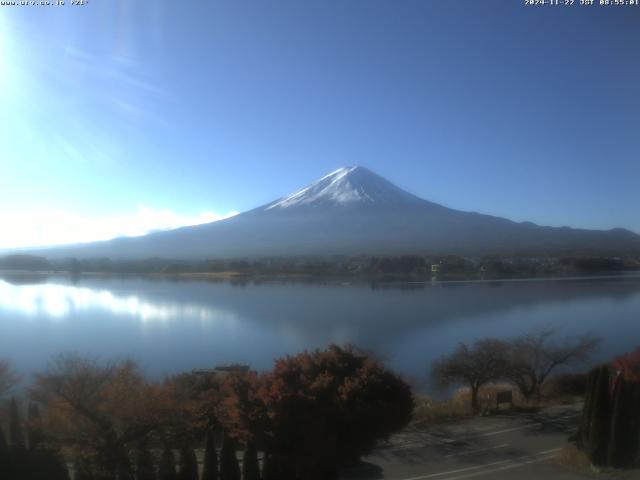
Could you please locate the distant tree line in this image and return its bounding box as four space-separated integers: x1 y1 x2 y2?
0 345 413 480
1 253 638 279
0 255 51 271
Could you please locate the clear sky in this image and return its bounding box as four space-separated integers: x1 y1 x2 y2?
1 1 639 248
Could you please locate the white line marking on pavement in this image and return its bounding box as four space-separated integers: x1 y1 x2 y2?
437 414 579 443
383 413 578 453
389 442 430 451
396 448 562 480
443 443 509 458
439 454 557 479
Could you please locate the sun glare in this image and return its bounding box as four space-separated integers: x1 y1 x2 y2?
0 17 7 93
0 13 25 107
0 13 13 96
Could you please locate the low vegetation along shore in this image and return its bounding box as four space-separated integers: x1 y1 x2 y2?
1 329 639 479
1 253 640 283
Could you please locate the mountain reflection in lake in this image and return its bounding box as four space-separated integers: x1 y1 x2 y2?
1 274 639 391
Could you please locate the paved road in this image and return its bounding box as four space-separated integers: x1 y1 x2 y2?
341 404 593 480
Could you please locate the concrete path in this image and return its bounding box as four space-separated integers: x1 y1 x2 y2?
341 404 599 480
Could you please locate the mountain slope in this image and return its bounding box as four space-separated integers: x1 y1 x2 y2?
262 166 425 210
30 166 640 259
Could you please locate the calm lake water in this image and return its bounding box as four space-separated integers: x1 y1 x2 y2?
1 273 639 391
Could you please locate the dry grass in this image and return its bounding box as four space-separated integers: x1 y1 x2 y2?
411 394 470 426
411 384 524 426
555 445 640 479
412 380 586 427
556 445 594 475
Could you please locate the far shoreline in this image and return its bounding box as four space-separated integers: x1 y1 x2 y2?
1 267 639 285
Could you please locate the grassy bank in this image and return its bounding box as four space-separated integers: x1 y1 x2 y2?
411 377 586 427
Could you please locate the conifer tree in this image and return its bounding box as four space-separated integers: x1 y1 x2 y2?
607 375 627 467
219 434 240 480
25 402 70 480
36 448 71 480
7 397 29 479
242 442 260 480
260 453 294 480
27 402 44 451
74 454 95 480
586 365 612 466
260 454 275 480
118 451 135 480
177 444 198 480
607 374 640 467
580 359 640 468
201 430 218 480
9 397 25 449
629 382 640 463
579 366 599 448
52 452 71 480
0 425 9 480
158 444 177 480
136 441 157 480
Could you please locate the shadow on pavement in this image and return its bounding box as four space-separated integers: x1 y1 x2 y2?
340 461 384 479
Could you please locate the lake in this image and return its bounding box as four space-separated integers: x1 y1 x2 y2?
1 273 639 391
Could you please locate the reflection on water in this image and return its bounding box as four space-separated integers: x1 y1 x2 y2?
1 274 639 390
0 280 236 324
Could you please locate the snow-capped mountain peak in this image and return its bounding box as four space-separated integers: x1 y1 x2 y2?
264 166 422 210
25 166 640 259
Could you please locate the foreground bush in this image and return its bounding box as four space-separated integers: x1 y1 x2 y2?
29 354 175 479
258 345 413 479
0 344 412 480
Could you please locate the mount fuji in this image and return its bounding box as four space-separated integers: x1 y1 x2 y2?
30 166 640 259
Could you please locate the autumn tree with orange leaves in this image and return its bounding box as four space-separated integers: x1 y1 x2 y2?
21 345 413 480
29 354 175 480
162 368 224 458
255 344 413 480
218 371 268 446
613 346 640 382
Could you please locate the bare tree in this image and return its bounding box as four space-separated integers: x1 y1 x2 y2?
0 360 19 398
29 354 174 479
505 327 599 399
433 339 510 413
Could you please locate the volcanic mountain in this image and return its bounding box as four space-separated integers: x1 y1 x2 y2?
31 166 640 259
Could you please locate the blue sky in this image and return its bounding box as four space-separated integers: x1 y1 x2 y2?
0 1 639 247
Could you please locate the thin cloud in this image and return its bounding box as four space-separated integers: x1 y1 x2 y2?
0 206 238 250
